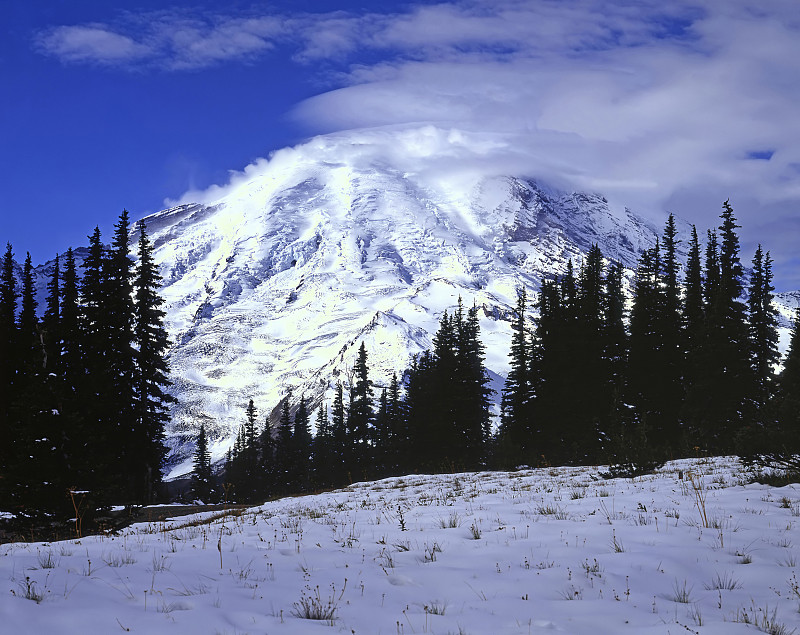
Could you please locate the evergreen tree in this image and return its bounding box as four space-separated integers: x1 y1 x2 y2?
500 287 532 460
59 248 83 485
105 211 138 501
684 226 704 339
347 342 373 478
755 309 800 470
77 226 108 496
778 310 800 437
373 387 391 478
11 253 42 512
748 246 780 411
0 243 18 504
0 245 17 509
276 397 293 492
17 252 41 380
192 421 213 501
455 300 493 468
529 277 565 465
60 248 82 395
330 381 347 483
572 244 608 461
603 261 628 397
404 350 435 470
292 395 312 491
657 215 684 453
132 219 174 503
311 403 332 487
258 411 276 496
627 245 663 448
42 254 60 372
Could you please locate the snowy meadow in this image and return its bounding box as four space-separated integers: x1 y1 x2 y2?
3 457 800 634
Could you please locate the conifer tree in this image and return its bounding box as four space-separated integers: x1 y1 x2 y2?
292 395 312 490
573 244 607 460
77 226 109 496
330 381 347 483
712 201 753 447
132 219 174 503
683 226 704 409
60 248 82 395
42 254 60 372
311 403 332 487
748 246 780 411
258 411 276 495
347 343 373 477
455 301 493 468
603 261 627 397
373 387 391 478
404 350 435 470
59 248 83 483
17 252 41 380
529 277 565 464
192 421 213 501
627 245 663 446
276 398 293 492
104 211 138 500
0 243 18 500
777 310 800 447
500 287 532 457
684 226 704 340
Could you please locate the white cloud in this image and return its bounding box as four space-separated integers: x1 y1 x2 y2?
34 1 800 287
35 24 153 65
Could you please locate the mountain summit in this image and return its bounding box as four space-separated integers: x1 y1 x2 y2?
141 128 667 476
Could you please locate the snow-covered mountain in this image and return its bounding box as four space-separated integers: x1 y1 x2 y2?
140 129 671 477
19 128 797 477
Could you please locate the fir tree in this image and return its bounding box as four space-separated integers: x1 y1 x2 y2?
276 397 293 492
104 211 138 501
748 246 779 411
330 381 347 483
311 402 332 487
42 254 60 373
77 226 108 496
192 421 213 501
258 410 276 496
500 287 532 459
455 300 493 468
292 395 312 490
347 342 373 478
132 219 174 503
0 243 18 502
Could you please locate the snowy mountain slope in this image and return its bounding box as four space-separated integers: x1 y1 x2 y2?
17 128 797 477
134 130 680 477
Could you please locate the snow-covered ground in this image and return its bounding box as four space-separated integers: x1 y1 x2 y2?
3 457 800 634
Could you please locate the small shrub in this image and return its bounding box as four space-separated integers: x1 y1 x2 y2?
438 512 462 529
37 551 57 569
425 600 448 615
734 602 796 635
704 572 741 591
291 585 338 622
12 577 44 603
671 579 693 604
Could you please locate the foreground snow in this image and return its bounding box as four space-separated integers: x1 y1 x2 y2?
3 458 800 634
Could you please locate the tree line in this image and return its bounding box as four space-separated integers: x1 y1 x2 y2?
499 202 800 474
210 201 800 502
208 300 493 502
0 211 173 522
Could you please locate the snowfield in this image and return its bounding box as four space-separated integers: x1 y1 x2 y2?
4 457 800 634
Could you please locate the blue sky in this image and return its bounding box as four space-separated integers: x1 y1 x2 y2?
3 1 800 289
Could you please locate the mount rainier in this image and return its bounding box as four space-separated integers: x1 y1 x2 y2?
24 127 800 477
